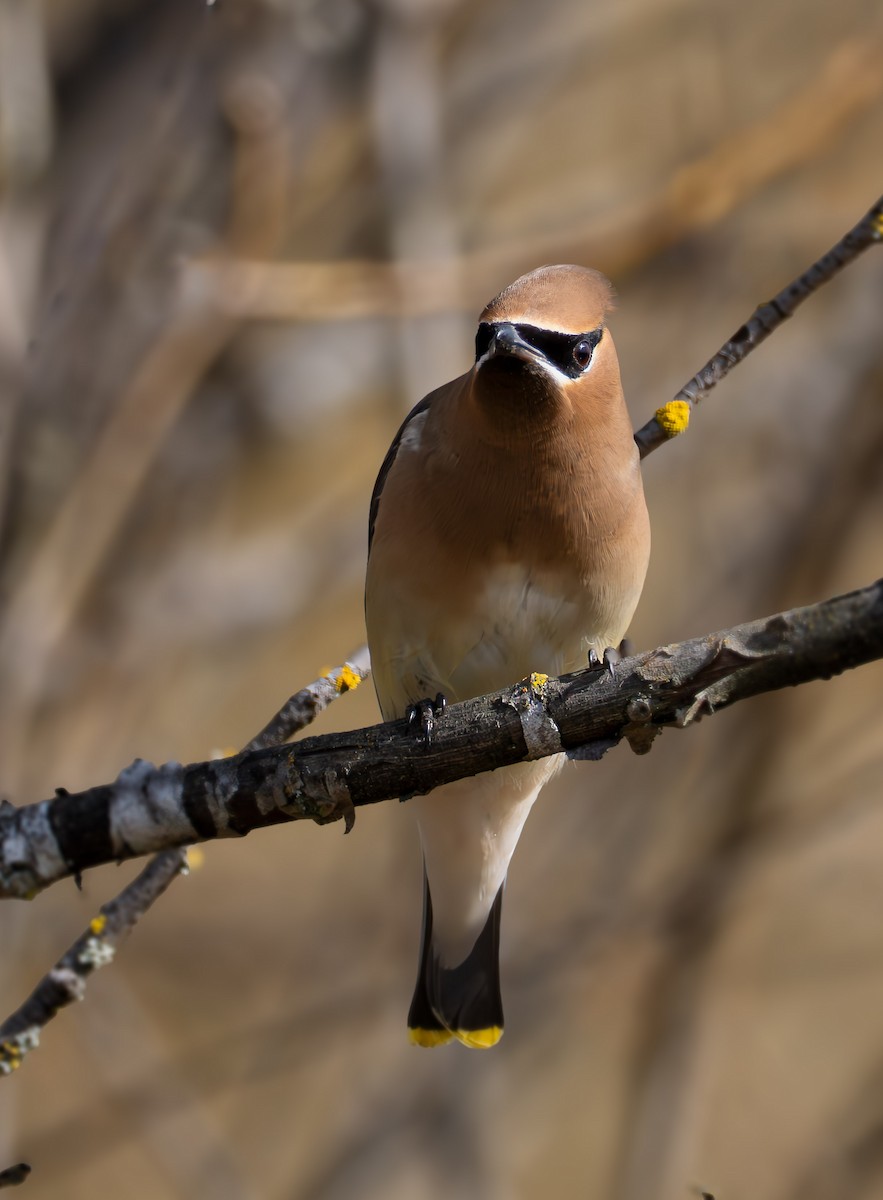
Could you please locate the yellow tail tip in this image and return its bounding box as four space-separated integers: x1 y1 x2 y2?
409 1025 503 1049
409 1027 454 1048
455 1026 503 1049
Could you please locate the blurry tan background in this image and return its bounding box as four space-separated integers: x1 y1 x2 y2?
0 0 882 1197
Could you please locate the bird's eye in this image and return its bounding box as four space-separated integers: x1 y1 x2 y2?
572 340 594 370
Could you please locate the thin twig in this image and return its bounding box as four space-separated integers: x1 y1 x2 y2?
0 850 186 1074
244 646 371 752
1 579 880 902
634 194 883 457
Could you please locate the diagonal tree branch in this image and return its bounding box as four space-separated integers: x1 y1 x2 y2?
2 579 880 908
634 193 883 457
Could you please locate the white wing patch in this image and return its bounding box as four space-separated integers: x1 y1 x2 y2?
398 408 428 453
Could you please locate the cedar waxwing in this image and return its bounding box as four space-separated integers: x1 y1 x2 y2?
365 265 650 1048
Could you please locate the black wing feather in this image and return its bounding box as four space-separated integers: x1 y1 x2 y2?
367 393 433 553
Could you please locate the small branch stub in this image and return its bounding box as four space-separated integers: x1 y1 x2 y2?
503 673 563 759
622 695 660 755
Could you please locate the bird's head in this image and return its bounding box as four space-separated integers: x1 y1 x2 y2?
470 264 621 438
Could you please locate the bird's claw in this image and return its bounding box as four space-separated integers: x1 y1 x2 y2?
408 693 447 745
588 645 620 679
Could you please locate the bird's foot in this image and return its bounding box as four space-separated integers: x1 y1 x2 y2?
588 645 622 679
408 693 447 745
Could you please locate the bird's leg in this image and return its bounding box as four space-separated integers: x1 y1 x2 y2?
587 638 630 679
408 693 447 745
587 646 618 678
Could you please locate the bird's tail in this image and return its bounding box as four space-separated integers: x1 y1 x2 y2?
407 872 504 1049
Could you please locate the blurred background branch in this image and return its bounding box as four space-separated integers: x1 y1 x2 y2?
0 56 294 800
184 32 883 324
0 1161 30 1190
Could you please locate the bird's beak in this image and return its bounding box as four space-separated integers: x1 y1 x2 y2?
487 323 539 362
